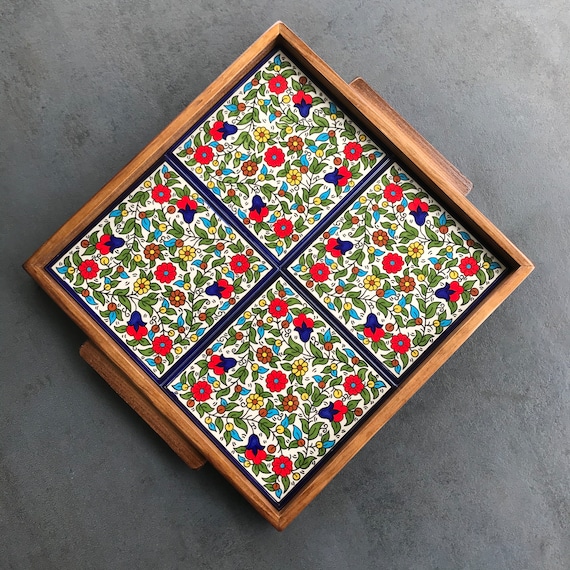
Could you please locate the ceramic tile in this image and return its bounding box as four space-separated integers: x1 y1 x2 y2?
172 50 386 258
166 277 391 503
50 162 272 377
290 163 506 377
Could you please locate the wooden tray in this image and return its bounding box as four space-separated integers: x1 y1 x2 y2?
24 22 532 530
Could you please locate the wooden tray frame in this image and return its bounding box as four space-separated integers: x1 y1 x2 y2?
24 22 533 530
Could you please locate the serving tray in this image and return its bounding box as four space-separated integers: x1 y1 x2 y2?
25 22 533 530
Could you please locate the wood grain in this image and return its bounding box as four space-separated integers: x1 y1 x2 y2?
80 341 206 470
349 77 472 196
24 21 533 530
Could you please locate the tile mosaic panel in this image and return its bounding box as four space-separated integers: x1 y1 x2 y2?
50 162 272 377
166 278 391 503
172 50 386 258
290 163 505 377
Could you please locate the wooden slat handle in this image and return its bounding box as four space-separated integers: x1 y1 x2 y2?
80 341 207 470
348 77 472 196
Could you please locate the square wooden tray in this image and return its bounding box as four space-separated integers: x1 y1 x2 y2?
24 22 532 530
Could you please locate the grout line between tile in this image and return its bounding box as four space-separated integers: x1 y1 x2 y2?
278 267 400 388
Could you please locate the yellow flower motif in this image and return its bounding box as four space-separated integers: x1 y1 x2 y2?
179 246 196 261
67 267 75 274
363 275 381 290
408 242 424 259
133 278 150 294
330 114 337 120
175 347 182 354
292 359 308 377
246 393 264 410
100 256 109 265
282 95 291 104
411 350 419 357
133 254 142 262
417 274 426 282
251 363 259 371
144 180 151 188
313 197 321 205
301 392 309 400
225 423 234 431
276 425 285 434
344 303 352 310
254 126 270 143
190 334 198 342
286 169 302 185
449 270 458 279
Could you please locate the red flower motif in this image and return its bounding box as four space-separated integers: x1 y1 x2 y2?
78 259 99 280
191 381 212 402
152 184 171 204
264 145 285 167
332 400 348 422
344 375 364 395
391 333 410 354
126 311 147 340
152 335 172 356
95 234 124 255
268 74 288 94
229 254 250 274
309 263 330 282
448 281 464 302
382 253 404 274
205 278 234 299
343 142 363 161
266 370 288 392
155 262 176 283
246 448 267 464
293 312 314 342
269 298 289 318
194 145 214 164
272 455 293 477
325 166 352 186
273 218 293 238
384 183 403 203
207 354 237 375
325 237 353 258
459 256 480 276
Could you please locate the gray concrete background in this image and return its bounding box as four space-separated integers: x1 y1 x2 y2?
1 1 569 568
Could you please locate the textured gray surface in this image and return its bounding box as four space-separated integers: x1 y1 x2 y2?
1 1 569 568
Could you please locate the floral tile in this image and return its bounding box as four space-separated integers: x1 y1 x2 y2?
290 163 506 377
166 278 391 503
171 50 386 258
49 162 272 377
